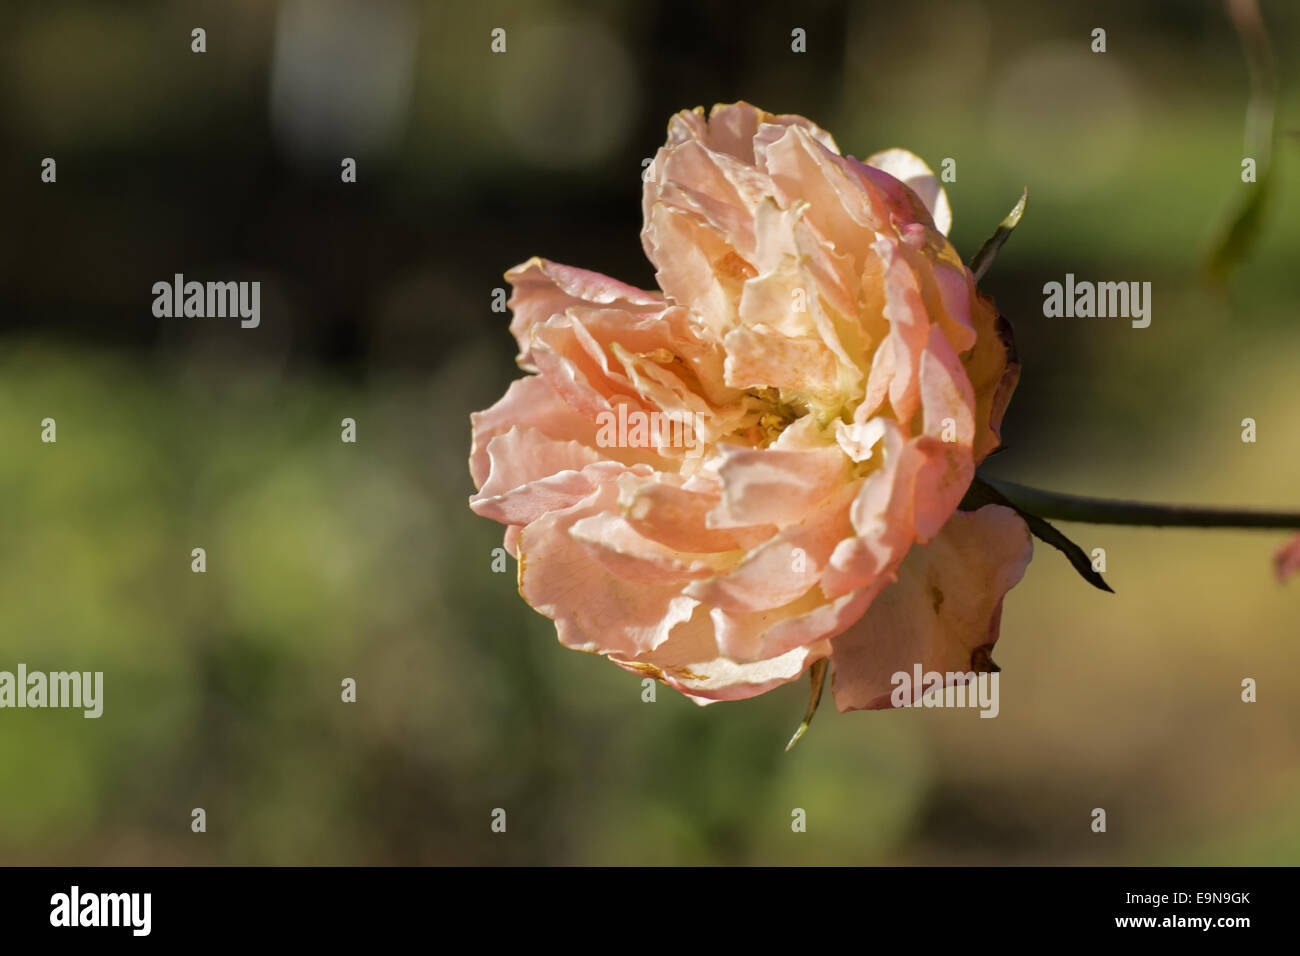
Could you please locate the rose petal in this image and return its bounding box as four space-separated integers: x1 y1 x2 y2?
864 148 952 236
469 375 599 489
712 443 850 528
829 505 1032 712
619 473 773 553
505 257 663 369
517 482 700 657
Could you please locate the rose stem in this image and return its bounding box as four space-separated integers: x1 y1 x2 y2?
985 479 1300 530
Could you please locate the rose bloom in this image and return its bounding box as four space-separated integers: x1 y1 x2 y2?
470 102 1031 711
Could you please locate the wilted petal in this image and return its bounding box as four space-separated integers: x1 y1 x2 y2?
911 324 977 539
643 201 750 334
712 443 850 527
829 505 1032 712
610 601 831 703
821 420 926 598
469 375 599 489
469 427 606 525
688 481 858 613
473 427 604 502
722 326 840 396
505 257 663 369
874 238 931 427
619 474 773 553
518 482 700 657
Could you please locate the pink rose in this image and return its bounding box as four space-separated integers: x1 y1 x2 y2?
470 102 1030 710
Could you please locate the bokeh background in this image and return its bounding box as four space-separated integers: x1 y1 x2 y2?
1 0 1298 864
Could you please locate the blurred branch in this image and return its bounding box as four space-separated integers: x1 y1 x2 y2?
1204 0 1278 284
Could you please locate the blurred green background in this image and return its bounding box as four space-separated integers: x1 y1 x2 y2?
1 0 1298 864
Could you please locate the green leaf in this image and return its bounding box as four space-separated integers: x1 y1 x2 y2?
785 658 828 752
969 189 1027 283
960 476 1114 594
